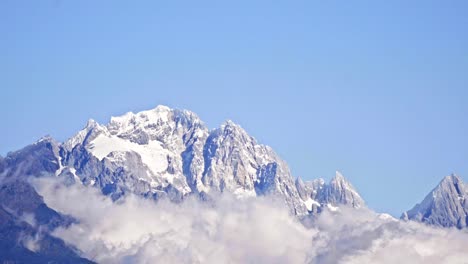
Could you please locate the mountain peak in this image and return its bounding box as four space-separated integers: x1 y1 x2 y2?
85 118 99 128
332 171 346 182
221 119 242 130
323 171 364 208
330 171 356 190
432 174 465 200
440 173 462 185
402 174 468 228
108 105 202 130
218 120 253 141
153 104 171 112
36 135 56 144
63 118 107 151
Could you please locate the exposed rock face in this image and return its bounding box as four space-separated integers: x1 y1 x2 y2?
402 174 468 229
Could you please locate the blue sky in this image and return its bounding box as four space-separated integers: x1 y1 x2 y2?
1 0 467 216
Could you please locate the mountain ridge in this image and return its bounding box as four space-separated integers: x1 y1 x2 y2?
3 105 365 217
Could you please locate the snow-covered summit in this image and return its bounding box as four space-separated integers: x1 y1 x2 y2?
402 173 468 228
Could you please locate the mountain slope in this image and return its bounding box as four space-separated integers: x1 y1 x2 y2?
402 174 468 228
0 139 95 263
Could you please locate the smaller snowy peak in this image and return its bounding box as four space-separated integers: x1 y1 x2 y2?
426 174 466 203
85 119 99 129
324 171 364 208
332 171 345 181
63 119 108 151
299 171 364 211
402 174 468 228
330 171 354 187
329 171 353 192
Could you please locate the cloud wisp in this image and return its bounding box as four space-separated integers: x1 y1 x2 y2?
33 178 468 264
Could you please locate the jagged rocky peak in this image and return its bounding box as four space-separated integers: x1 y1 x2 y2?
62 119 107 152
298 171 364 213
203 118 309 216
402 173 468 228
322 171 364 208
438 174 464 193
220 119 248 135
210 120 258 153
203 119 263 192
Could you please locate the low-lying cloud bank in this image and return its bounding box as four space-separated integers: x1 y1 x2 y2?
33 178 468 264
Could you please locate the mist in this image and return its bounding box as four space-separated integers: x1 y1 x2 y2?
32 178 468 264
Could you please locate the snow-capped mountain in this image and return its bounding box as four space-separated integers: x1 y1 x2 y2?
2 104 468 263
1 105 365 218
402 174 468 228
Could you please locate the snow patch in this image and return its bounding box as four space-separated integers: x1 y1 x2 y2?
88 134 169 175
326 203 339 212
303 198 320 211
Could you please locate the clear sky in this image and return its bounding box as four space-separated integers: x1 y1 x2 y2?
1 0 467 216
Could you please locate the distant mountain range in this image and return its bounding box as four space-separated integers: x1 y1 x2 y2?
0 105 464 262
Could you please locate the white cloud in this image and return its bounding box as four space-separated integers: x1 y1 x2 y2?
32 177 468 264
